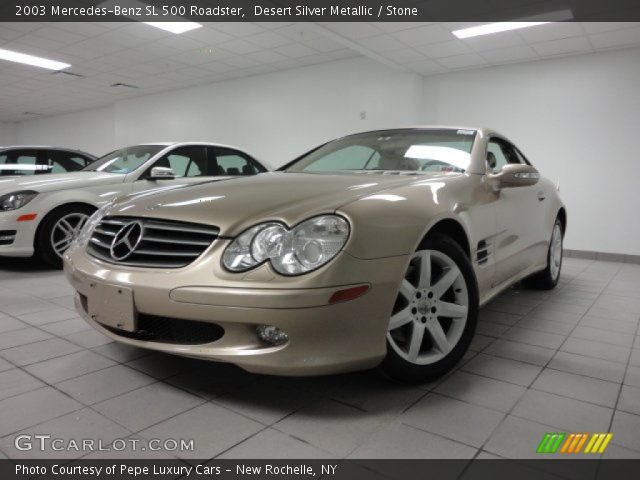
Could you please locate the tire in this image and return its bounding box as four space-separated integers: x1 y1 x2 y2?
35 204 95 269
524 218 563 290
380 234 479 383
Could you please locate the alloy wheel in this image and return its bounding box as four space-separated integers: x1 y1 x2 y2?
50 212 89 257
549 223 563 281
387 249 469 365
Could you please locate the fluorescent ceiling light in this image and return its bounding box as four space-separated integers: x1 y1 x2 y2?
0 48 70 70
452 22 550 39
144 22 202 34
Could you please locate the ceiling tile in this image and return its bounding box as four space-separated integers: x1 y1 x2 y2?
417 40 473 58
0 27 23 42
301 36 345 52
580 22 640 34
158 34 206 51
217 38 263 54
481 45 539 64
589 26 640 50
181 26 233 45
323 22 382 40
31 26 86 44
380 47 427 64
355 34 406 53
55 22 111 36
392 24 454 47
7 34 65 52
118 23 171 41
274 43 318 58
517 22 584 43
245 30 292 48
212 22 266 37
373 22 433 33
222 55 262 69
437 52 488 69
462 31 525 52
245 50 289 64
531 36 593 56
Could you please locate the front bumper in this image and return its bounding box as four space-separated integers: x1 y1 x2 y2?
64 243 408 376
0 212 37 257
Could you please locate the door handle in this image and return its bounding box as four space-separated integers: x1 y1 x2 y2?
537 192 546 201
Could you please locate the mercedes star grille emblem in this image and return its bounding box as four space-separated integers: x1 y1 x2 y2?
110 221 144 261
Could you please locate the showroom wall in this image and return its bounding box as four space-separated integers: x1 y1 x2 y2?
15 58 424 163
14 106 115 157
10 47 640 256
0 122 15 145
421 47 640 257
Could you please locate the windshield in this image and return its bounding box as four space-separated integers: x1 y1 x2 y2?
286 129 476 174
82 145 165 174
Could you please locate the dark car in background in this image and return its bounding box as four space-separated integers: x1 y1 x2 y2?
0 146 95 176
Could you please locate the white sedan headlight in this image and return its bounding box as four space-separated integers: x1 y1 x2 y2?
223 215 350 276
0 190 38 211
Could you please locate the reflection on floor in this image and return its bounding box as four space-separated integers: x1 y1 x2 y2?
0 256 639 461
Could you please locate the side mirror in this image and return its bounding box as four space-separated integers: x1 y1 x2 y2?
148 166 175 180
490 164 539 188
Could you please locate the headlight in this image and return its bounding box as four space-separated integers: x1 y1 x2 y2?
0 191 38 211
223 215 350 275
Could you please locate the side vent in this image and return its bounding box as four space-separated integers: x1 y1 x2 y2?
476 240 492 265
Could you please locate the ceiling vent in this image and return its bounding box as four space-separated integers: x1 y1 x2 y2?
110 82 139 89
51 70 85 78
23 112 42 117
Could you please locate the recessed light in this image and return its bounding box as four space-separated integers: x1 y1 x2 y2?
0 48 70 70
452 22 552 39
144 22 202 34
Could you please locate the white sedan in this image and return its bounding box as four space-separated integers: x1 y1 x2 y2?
0 142 266 267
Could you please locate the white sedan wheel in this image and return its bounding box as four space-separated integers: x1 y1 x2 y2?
50 212 90 258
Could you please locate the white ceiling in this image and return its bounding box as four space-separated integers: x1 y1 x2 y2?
0 21 639 122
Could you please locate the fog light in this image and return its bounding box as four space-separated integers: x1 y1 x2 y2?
256 325 289 346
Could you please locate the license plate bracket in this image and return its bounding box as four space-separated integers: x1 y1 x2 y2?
87 282 137 333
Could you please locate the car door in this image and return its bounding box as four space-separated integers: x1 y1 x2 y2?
131 145 213 193
490 138 546 286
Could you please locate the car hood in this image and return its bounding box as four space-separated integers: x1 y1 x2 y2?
108 171 455 235
0 171 124 194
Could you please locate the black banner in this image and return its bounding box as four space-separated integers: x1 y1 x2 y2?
2 0 640 22
1 459 640 480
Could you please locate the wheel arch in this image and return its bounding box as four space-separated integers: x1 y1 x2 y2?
421 218 471 259
557 207 567 235
33 201 98 247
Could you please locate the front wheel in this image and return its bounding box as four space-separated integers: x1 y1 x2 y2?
380 234 479 383
35 205 94 269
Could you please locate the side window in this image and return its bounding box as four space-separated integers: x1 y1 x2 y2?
0 150 39 176
303 145 380 172
152 146 206 177
214 147 261 176
47 151 91 173
486 139 523 173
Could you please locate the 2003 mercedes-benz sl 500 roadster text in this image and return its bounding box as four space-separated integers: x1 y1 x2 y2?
64 127 566 381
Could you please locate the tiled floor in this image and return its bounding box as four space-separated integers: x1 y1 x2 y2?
0 256 639 460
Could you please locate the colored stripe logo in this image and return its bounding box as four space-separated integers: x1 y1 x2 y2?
537 433 612 454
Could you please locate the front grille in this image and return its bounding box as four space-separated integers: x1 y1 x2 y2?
87 216 219 268
0 230 16 245
103 314 224 345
